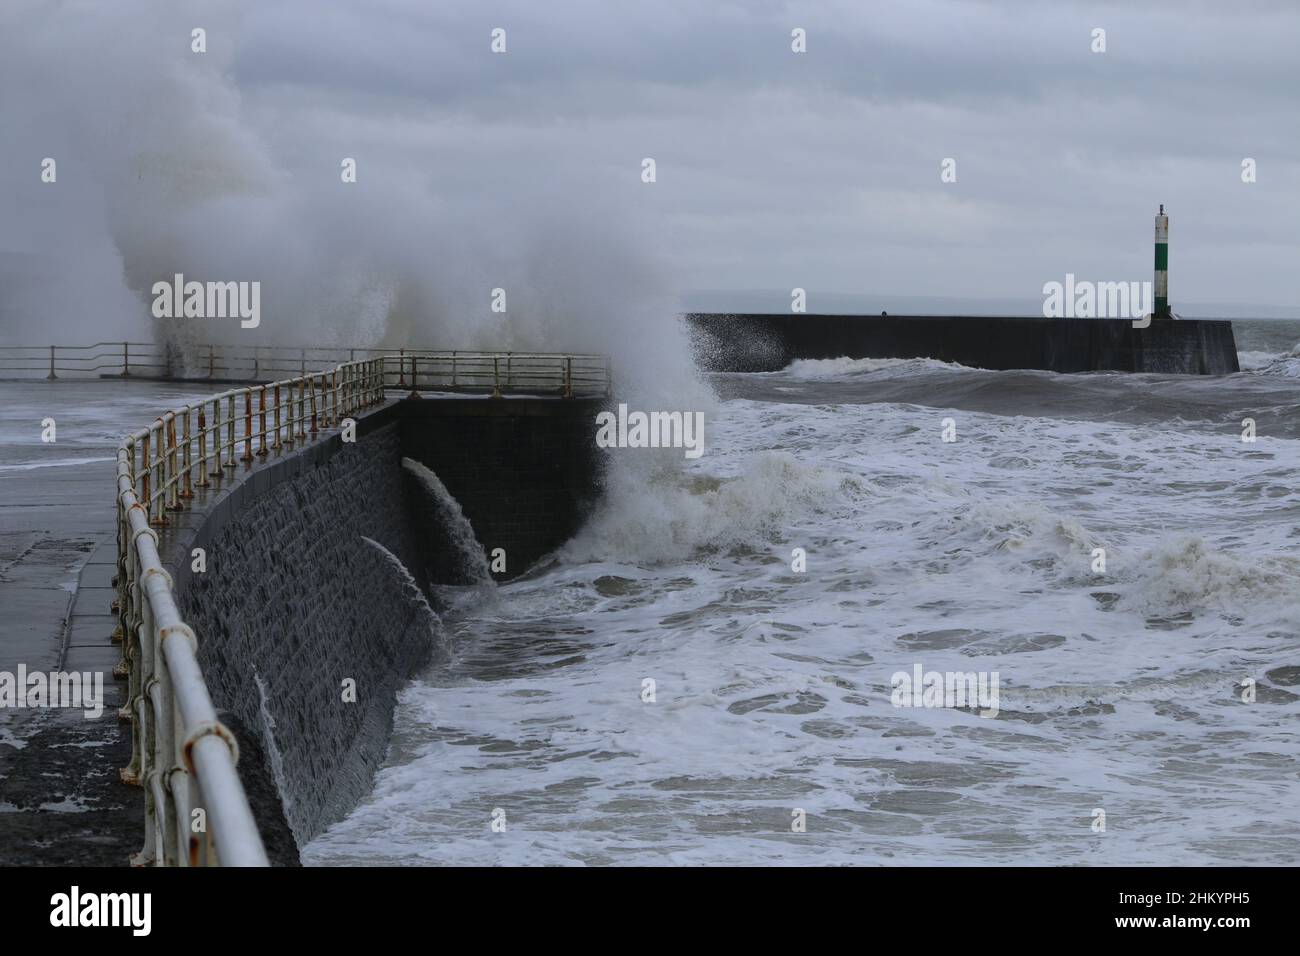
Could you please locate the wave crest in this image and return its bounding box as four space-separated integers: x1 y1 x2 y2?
562 451 859 564
1125 535 1300 619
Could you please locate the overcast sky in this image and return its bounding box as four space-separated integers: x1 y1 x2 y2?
2 0 1297 348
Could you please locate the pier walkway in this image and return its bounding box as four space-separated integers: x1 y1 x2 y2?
0 348 610 865
0 382 201 863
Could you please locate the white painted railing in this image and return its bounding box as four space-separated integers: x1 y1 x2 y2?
115 358 386 866
111 350 608 865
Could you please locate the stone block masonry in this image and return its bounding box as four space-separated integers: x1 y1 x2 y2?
160 396 605 863
175 422 433 857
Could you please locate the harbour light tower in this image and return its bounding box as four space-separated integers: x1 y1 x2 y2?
1154 204 1170 320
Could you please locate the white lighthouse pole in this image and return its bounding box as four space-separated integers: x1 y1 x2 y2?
1154 204 1169 320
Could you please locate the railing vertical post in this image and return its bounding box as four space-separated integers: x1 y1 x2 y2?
123 342 130 378
149 421 167 525
47 345 56 380
451 351 457 389
283 381 294 447
209 399 223 477
241 392 253 462
180 409 193 499
492 356 502 398
408 356 420 399
166 416 181 511
258 386 268 457
141 431 153 523
225 395 236 469
272 385 282 450
208 344 215 380
565 356 573 398
298 378 308 439
196 406 210 488
309 376 319 435
330 370 338 427
253 347 259 381
398 348 407 387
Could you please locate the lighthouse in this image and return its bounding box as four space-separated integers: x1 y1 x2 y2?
1154 204 1170 320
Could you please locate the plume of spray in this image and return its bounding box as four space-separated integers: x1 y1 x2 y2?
0 0 712 413
2 1 723 552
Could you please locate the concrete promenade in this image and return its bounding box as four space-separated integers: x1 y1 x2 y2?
0 381 200 864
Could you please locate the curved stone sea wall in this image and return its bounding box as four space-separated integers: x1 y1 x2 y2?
163 398 604 864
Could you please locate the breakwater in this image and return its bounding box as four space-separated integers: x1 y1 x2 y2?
686 313 1240 375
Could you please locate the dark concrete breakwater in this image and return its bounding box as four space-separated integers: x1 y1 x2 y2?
160 396 604 863
686 313 1240 375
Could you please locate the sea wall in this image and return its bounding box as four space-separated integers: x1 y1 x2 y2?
165 396 605 863
686 313 1240 375
399 399 606 582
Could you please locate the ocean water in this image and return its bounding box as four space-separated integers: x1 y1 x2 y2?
304 320 1300 866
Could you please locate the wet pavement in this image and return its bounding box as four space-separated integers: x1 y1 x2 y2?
0 380 203 865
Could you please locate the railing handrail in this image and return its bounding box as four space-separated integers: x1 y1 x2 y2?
112 349 610 866
1 343 611 394
116 356 389 866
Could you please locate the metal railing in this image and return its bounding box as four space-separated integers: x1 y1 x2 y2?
115 358 385 866
392 350 610 398
0 342 612 395
110 349 607 865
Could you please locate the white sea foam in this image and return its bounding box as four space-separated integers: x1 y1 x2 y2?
561 451 860 565
783 355 956 379
308 396 1300 867
1238 347 1300 377
1125 536 1300 622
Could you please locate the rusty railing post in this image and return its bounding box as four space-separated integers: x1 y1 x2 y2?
166 416 183 512
47 345 56 380
298 378 309 439
283 381 294 447
180 408 193 499
257 386 268 456
309 376 319 435
240 391 253 462
209 399 223 477
271 385 282 450
141 431 153 524
225 395 236 469
408 356 421 399
195 405 210 488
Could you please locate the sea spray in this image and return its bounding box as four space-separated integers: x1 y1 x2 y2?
561 451 858 565
401 457 494 585
359 536 444 634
